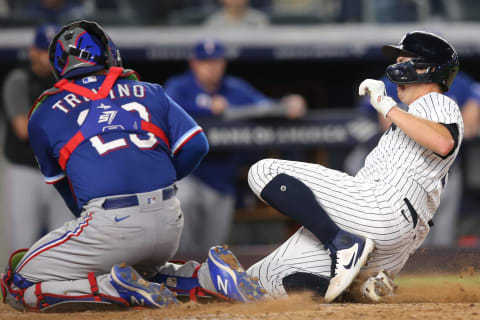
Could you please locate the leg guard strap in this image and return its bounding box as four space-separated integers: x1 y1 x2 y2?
87 272 102 302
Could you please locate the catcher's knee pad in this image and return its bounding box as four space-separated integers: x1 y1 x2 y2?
1 249 28 310
282 272 329 296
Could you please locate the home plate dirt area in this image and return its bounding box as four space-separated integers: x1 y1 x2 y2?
1 273 480 320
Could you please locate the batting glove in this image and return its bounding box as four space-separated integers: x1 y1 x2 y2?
359 79 397 118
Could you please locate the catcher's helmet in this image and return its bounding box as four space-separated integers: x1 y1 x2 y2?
49 20 122 80
382 31 459 92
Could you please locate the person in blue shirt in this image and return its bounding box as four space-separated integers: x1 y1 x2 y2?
1 21 264 312
347 71 480 247
164 39 306 256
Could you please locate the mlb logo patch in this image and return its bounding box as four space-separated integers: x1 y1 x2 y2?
146 196 156 205
166 277 177 287
82 76 97 84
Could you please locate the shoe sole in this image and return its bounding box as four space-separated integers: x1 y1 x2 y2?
208 246 265 302
324 238 375 303
111 264 177 308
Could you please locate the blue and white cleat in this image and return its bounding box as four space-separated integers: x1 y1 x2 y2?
110 263 178 308
207 245 266 303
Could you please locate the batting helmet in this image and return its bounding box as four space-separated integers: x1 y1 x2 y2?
382 31 459 92
49 20 122 80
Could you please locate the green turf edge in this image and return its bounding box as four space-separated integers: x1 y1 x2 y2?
395 274 480 286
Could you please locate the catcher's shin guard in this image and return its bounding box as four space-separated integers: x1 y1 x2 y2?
3 250 129 312
6 271 129 312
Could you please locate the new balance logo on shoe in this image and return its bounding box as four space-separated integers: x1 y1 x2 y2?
217 276 229 294
207 245 265 302
130 296 145 306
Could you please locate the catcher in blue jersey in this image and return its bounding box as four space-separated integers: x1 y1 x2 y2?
0 20 264 312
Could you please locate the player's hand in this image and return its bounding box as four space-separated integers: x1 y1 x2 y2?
210 95 228 115
359 79 397 118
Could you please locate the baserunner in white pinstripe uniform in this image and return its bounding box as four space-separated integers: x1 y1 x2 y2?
246 31 464 302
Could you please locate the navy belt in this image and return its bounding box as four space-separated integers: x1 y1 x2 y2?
103 186 177 210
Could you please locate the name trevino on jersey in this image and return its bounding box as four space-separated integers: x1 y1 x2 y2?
52 82 147 114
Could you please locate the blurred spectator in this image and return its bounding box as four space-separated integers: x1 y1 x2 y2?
1 24 71 251
205 0 270 28
164 39 305 256
23 0 88 25
271 0 341 22
0 0 8 17
345 72 480 247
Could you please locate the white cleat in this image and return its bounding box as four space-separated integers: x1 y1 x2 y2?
324 231 375 303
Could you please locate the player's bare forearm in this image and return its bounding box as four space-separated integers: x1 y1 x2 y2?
387 106 455 156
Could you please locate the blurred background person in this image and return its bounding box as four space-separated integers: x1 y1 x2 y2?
1 24 71 252
164 39 306 257
204 0 270 28
345 71 480 247
0 0 8 18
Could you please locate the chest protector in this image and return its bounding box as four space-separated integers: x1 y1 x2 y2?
51 67 170 170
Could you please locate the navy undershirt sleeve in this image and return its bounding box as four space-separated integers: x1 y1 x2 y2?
53 178 82 217
173 131 209 180
438 122 459 159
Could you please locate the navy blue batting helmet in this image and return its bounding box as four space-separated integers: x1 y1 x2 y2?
382 31 459 92
49 20 122 80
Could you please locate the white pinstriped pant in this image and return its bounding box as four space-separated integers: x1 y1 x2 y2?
246 159 419 297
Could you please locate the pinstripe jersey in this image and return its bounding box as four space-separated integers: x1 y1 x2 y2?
357 92 464 229
246 92 463 297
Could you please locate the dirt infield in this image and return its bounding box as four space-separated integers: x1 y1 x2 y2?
1 273 480 320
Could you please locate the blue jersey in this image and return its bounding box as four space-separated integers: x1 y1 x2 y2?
29 68 204 208
358 72 480 114
164 71 270 194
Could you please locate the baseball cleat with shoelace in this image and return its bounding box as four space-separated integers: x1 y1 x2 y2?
110 263 179 308
324 230 375 303
207 245 266 303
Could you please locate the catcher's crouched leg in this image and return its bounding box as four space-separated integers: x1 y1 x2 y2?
2 250 162 312
3 272 130 312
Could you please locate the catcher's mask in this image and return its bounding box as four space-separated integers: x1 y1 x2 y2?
382 31 459 92
49 20 122 80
